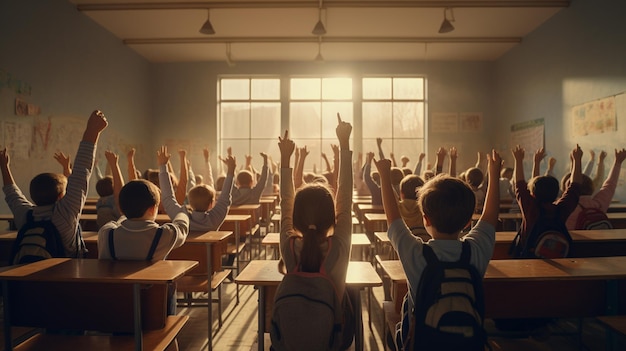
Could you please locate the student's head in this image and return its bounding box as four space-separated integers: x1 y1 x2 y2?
30 173 67 206
322 171 334 185
423 170 435 181
528 175 560 203
95 176 114 197
236 170 254 188
402 168 413 176
215 175 225 191
371 171 380 185
303 172 316 184
400 174 425 200
500 167 513 180
418 174 475 236
143 169 160 187
194 174 204 185
390 167 405 186
465 167 484 188
293 183 336 272
580 174 594 196
119 179 161 219
187 184 215 212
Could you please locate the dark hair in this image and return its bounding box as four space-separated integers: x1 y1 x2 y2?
30 173 67 206
188 184 215 212
143 169 160 187
292 183 336 272
215 175 226 191
580 174 593 195
418 174 475 235
528 175 560 203
465 167 484 188
96 176 114 197
390 167 405 186
400 174 425 200
236 170 253 188
119 179 161 219
402 167 413 176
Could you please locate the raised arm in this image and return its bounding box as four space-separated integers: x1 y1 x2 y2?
374 158 400 225
512 145 525 183
389 152 398 168
569 144 583 185
203 147 215 187
592 150 606 191
335 113 353 223
449 147 458 177
546 156 557 177
331 143 340 192
583 150 595 176
0 148 15 187
294 146 308 189
54 152 72 177
434 147 447 175
413 152 425 177
104 150 124 211
532 147 545 178
321 151 332 173
127 148 138 181
376 137 385 160
479 150 502 227
176 149 189 205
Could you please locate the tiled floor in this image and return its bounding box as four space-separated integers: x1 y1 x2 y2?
174 260 625 351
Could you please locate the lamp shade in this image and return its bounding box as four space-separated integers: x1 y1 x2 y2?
312 20 326 35
200 18 215 35
438 18 455 33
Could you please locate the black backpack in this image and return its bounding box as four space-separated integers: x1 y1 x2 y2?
270 237 355 351
510 206 572 258
10 210 66 264
401 241 487 351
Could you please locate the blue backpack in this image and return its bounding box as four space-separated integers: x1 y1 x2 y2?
10 210 66 264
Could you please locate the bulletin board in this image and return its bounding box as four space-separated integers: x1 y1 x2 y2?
510 118 544 154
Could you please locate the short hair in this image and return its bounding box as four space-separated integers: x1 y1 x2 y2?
465 167 484 188
143 169 160 187
418 174 475 235
188 184 215 212
402 168 413 176
30 173 67 206
500 167 513 179
236 170 253 188
96 176 114 197
528 175 560 203
580 174 594 196
119 179 161 219
390 167 405 186
194 174 204 185
400 174 425 200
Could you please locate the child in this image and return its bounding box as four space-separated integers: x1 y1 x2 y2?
231 152 268 206
512 144 582 249
565 148 626 230
161 148 237 231
94 150 123 229
271 114 353 350
397 174 429 241
1 110 107 259
363 152 382 205
376 149 502 350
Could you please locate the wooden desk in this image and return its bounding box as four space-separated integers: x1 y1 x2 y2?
363 213 387 236
81 204 97 214
218 214 252 304
228 204 261 257
355 204 384 224
0 258 197 351
235 260 382 351
261 233 372 261
379 256 626 319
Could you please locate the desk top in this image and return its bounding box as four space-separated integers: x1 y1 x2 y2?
363 213 387 222
79 230 232 246
223 214 252 222
0 258 198 283
356 204 384 212
261 233 371 246
379 256 626 283
229 204 261 211
236 260 382 288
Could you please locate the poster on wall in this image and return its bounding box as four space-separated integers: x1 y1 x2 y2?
510 118 544 156
431 113 458 133
572 95 617 136
460 112 482 132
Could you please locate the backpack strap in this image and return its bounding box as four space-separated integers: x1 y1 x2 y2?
26 209 34 223
108 229 117 260
146 228 164 261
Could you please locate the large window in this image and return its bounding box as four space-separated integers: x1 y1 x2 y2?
219 78 281 166
219 76 425 173
289 77 353 171
362 77 425 170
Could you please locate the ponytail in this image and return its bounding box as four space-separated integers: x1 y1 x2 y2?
300 225 324 272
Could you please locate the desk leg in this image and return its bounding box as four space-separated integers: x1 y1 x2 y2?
348 287 363 351
258 286 265 351
605 280 619 351
235 222 241 305
133 283 143 351
207 243 213 351
3 280 12 351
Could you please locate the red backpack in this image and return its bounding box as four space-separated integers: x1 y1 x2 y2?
575 204 613 230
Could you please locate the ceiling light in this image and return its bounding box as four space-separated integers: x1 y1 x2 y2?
199 9 215 35
312 0 326 35
314 38 324 62
438 8 455 34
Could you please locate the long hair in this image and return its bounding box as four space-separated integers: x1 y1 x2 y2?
292 183 336 272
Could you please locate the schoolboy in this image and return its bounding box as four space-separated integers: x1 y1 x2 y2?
1 110 108 258
161 148 237 231
397 174 429 241
231 152 268 206
375 149 502 350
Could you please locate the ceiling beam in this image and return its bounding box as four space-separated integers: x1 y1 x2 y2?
124 36 522 44
78 1 570 11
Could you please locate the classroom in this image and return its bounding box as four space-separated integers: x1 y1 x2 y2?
1 0 625 350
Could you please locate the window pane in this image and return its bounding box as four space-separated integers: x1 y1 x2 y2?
221 139 250 164
393 78 423 100
321 102 353 139
362 102 392 138
363 78 391 99
221 79 250 100
322 78 352 100
251 139 280 168
289 102 321 139
393 102 424 138
291 78 320 100
251 79 280 100
221 103 250 138
392 138 424 173
251 103 281 139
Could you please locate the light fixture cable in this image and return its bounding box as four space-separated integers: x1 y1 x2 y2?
199 8 215 35
312 0 326 35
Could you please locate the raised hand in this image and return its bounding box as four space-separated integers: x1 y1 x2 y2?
336 113 352 149
0 148 10 168
278 130 296 161
534 147 546 164
615 148 626 164
127 148 135 160
512 145 525 161
87 110 108 134
157 145 171 166
104 150 118 165
203 147 210 162
221 155 237 175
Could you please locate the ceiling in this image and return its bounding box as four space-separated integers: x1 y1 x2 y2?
69 0 570 63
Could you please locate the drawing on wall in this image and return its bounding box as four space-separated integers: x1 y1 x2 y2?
2 120 33 160
431 113 458 133
0 69 32 96
15 98 28 116
460 112 482 132
510 118 544 164
32 117 52 156
572 95 617 136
